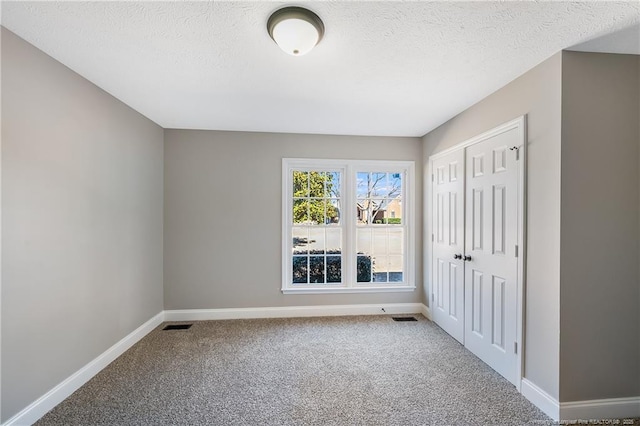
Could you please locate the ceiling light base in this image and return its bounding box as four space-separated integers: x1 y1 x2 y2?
267 7 324 56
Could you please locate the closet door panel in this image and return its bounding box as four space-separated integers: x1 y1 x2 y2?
463 128 520 386
431 149 465 343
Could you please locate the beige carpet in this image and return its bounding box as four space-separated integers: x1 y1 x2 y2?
33 315 627 425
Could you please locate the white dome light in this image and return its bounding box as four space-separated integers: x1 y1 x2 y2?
267 7 324 56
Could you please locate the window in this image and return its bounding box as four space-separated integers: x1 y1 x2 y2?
282 159 415 293
291 170 343 285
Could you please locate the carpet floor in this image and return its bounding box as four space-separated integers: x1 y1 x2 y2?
32 315 607 425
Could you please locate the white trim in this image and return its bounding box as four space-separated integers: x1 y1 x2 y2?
420 303 432 320
521 383 640 424
521 379 560 421
3 312 164 426
0 24 4 420
423 138 434 328
429 116 526 161
282 285 415 294
560 397 640 421
164 303 424 322
515 115 527 393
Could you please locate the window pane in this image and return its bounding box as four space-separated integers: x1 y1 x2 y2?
326 228 341 253
372 229 387 255
327 199 340 224
309 172 326 197
388 173 402 198
292 227 309 254
305 199 324 225
327 172 341 197
388 229 403 254
309 256 325 283
371 199 385 224
357 172 369 198
292 257 308 284
357 199 369 224
357 255 372 282
326 256 341 283
308 228 325 252
386 197 402 224
389 255 403 282
371 172 387 197
293 199 308 224
293 171 309 197
373 255 389 283
389 272 403 282
373 272 388 282
357 228 371 253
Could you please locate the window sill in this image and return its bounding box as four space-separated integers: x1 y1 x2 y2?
282 285 416 295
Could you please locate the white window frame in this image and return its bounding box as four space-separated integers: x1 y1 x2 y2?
282 158 415 294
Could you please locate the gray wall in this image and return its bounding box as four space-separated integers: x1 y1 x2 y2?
164 130 422 309
559 51 640 402
1 28 164 421
422 53 563 399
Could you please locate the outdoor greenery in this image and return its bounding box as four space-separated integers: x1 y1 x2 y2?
356 254 372 282
374 218 402 225
293 171 339 224
292 250 372 284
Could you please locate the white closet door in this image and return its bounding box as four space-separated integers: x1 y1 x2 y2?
431 149 465 343
463 128 519 386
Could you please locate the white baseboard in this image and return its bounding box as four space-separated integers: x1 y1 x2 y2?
10 304 638 425
560 396 640 421
3 312 164 426
1 302 428 425
164 303 425 321
420 303 432 320
520 378 640 421
521 378 560 421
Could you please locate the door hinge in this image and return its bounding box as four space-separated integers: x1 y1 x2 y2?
432 234 434 242
515 245 519 257
514 341 518 354
431 174 434 182
431 293 435 302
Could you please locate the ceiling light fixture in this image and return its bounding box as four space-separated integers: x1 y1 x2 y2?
267 7 324 56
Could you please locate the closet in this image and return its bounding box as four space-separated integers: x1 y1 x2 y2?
429 117 525 387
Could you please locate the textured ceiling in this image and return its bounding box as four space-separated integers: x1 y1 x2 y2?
2 1 639 137
569 22 640 55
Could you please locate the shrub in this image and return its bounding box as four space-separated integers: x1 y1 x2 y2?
374 218 402 224
292 250 372 283
357 254 372 282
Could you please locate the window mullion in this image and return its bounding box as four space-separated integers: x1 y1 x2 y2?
283 164 292 289
343 164 354 288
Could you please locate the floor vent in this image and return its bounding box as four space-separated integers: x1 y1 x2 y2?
392 317 417 322
163 324 193 330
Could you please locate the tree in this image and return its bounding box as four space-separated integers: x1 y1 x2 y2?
292 171 339 224
357 172 402 224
